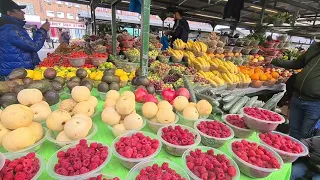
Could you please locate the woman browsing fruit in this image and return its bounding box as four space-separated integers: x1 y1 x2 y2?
271 42 320 140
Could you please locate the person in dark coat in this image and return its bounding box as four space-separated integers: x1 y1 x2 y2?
0 0 49 76
60 29 71 45
169 9 190 44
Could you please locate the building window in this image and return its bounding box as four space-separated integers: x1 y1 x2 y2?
17 2 35 15
45 0 52 3
56 1 62 4
65 2 72 6
57 12 64 18
75 4 80 8
67 13 74 19
46 10 55 17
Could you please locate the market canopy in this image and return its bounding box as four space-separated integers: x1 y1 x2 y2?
63 0 320 38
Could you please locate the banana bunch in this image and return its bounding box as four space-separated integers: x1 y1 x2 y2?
173 39 186 49
185 40 194 50
167 48 184 59
197 70 225 87
188 56 210 71
184 51 195 59
193 42 208 53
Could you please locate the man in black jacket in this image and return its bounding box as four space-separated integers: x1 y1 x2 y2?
169 9 190 44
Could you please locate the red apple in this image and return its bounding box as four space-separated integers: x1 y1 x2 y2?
135 88 148 103
144 94 158 104
176 88 190 100
161 88 176 102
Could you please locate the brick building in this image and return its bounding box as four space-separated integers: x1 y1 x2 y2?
15 0 88 39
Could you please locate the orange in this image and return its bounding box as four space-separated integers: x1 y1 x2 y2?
248 69 255 76
259 74 268 81
265 73 272 80
271 72 280 79
250 73 260 81
254 68 263 74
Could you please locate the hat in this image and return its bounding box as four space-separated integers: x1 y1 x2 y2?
0 0 26 14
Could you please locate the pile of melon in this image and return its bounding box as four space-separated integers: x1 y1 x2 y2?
0 104 45 152
101 90 144 137
46 110 93 142
58 86 98 117
173 96 213 120
142 101 176 124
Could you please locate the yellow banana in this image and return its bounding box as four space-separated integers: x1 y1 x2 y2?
222 73 232 83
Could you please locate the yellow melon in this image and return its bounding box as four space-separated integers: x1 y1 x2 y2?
142 102 158 119
183 106 199 120
115 96 135 115
71 86 91 102
156 109 175 124
173 96 189 111
157 101 172 111
101 107 121 126
196 100 212 116
123 113 143 130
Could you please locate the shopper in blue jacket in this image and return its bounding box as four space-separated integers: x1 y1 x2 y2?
0 0 50 76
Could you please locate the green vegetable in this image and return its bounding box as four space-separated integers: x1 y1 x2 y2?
183 75 197 103
223 96 241 111
223 95 237 103
245 96 258 107
263 91 285 110
230 96 250 114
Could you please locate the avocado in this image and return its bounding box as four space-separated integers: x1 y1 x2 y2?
5 81 18 92
101 75 113 84
27 80 51 93
43 90 60 106
22 77 33 85
53 76 65 86
51 80 64 92
80 80 93 91
67 81 80 92
146 85 156 94
44 68 57 80
76 68 88 79
136 85 146 90
112 76 120 83
136 76 149 86
0 82 9 96
104 68 116 75
13 85 26 94
109 82 120 91
131 77 138 86
8 68 27 80
97 82 109 92
70 76 81 83
12 79 24 86
0 92 18 108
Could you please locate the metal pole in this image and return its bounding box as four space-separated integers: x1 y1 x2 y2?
162 20 164 36
259 0 268 25
111 4 117 55
140 0 151 76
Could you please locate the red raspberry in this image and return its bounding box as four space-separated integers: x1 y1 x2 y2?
14 172 27 180
196 120 232 138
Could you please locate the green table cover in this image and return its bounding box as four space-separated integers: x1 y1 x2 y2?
2 87 291 180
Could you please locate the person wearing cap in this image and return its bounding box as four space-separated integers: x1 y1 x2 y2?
168 9 190 44
0 0 50 77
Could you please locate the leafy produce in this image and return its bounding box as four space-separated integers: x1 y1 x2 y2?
244 107 283 122
114 132 160 158
136 162 186 180
185 148 237 179
226 114 248 129
197 120 232 138
0 152 40 179
259 133 304 153
54 140 109 176
161 125 196 146
231 140 281 169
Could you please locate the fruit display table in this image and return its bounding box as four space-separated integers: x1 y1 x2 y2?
6 86 291 180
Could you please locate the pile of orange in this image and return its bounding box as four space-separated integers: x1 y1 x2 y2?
239 66 280 82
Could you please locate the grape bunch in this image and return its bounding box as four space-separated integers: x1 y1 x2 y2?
149 80 164 91
163 83 174 89
194 75 209 85
173 78 184 88
163 74 180 83
171 64 186 73
150 61 171 76
185 67 197 75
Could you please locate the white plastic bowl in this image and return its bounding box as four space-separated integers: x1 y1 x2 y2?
106 118 146 137
194 119 234 148
127 159 190 180
68 57 86 67
145 113 179 133
98 91 107 100
46 140 112 180
46 122 98 148
81 173 120 180
258 131 309 163
111 131 162 169
176 111 208 128
222 114 254 138
157 124 201 156
4 152 45 180
228 139 284 178
14 127 48 153
182 146 240 180
0 152 5 171
242 107 285 133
